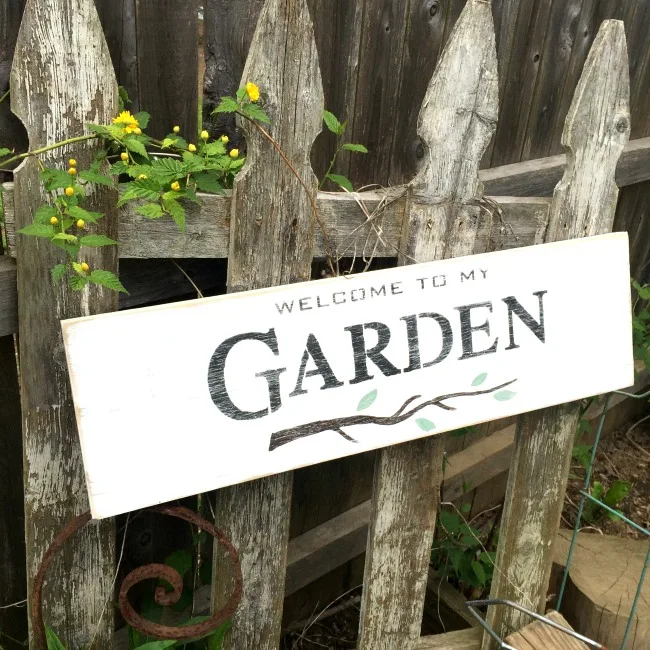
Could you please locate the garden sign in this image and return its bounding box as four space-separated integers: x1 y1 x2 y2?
63 233 634 519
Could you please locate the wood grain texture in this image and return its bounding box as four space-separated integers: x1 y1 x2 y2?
211 0 324 647
0 256 17 337
135 0 199 139
10 0 119 644
358 3 498 648
418 628 482 650
505 611 589 650
483 20 631 648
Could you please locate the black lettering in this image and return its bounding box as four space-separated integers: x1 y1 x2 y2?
391 282 403 295
317 295 330 308
333 291 346 305
371 285 387 298
417 278 427 290
290 334 344 396
433 275 447 288
351 288 366 302
461 271 475 282
456 302 498 360
275 301 294 315
345 322 401 384
503 291 547 350
208 329 286 420
299 297 313 311
402 313 453 372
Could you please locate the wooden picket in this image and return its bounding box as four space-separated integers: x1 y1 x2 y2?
10 0 119 646
358 2 498 648
484 20 631 646
0 0 643 648
211 0 324 647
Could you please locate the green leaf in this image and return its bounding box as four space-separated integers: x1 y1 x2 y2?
134 112 151 129
241 103 270 124
0 147 12 158
472 560 487 586
51 264 68 284
208 621 233 650
133 642 176 650
70 274 90 291
213 97 239 114
161 138 177 149
52 233 78 243
163 549 193 580
494 390 516 402
416 418 435 432
592 481 605 502
461 502 471 514
342 143 368 153
72 262 85 275
90 270 129 294
19 224 55 238
357 389 377 411
124 137 148 157
67 205 104 224
118 185 160 207
80 235 118 247
440 510 461 534
46 626 67 650
34 205 58 224
78 170 115 187
472 373 488 386
195 172 223 194
323 110 343 135
136 203 165 219
150 157 185 183
203 142 227 157
604 480 632 509
40 168 72 192
118 85 132 108
163 198 186 233
327 173 353 192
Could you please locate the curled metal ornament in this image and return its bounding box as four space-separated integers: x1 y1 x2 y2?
32 505 243 648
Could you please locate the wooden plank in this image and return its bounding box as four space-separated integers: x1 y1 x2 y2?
505 611 590 650
483 20 631 648
10 0 119 645
480 136 650 196
616 180 650 283
210 1 324 648
0 256 17 337
95 0 139 111
2 182 551 259
135 0 199 139
358 3 499 648
418 628 482 650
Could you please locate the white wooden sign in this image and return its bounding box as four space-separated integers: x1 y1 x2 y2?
63 233 633 519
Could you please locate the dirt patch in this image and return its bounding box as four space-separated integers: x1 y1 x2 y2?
564 414 650 539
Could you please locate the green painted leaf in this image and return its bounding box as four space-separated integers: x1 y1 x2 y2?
323 110 343 135
472 372 488 386
494 390 516 402
90 270 129 294
327 173 353 192
51 264 68 284
46 626 67 650
357 389 377 411
342 143 368 153
136 203 165 219
416 418 435 433
80 235 118 247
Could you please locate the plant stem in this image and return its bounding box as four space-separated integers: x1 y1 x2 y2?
237 110 337 277
319 144 341 190
0 89 9 105
0 134 98 170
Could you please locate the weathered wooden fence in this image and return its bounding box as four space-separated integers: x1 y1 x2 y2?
0 0 647 648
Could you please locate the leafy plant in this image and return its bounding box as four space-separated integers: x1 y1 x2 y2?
319 110 368 192
583 479 632 523
632 279 650 370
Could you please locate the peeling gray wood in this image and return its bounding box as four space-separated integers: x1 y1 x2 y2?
358 3 499 649
484 20 631 648
10 0 118 645
2 183 551 260
211 0 324 647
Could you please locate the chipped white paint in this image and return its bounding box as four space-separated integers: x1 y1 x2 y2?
11 0 119 645
484 20 631 648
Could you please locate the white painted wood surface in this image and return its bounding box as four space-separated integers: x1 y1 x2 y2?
62 234 632 519
483 19 631 648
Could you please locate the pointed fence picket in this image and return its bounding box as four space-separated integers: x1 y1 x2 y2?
0 0 639 648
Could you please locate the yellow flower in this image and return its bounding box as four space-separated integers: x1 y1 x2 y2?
188 143 197 153
173 126 181 134
171 181 181 191
221 135 229 144
121 152 129 162
65 187 75 197
81 262 90 273
138 174 148 180
68 159 77 167
134 127 142 135
246 82 260 103
229 149 239 159
113 111 139 128
50 216 59 226
201 130 210 141
68 167 77 175
76 219 85 229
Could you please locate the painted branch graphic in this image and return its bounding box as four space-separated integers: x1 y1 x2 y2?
268 377 518 451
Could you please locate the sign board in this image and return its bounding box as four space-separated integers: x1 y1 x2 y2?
63 233 634 519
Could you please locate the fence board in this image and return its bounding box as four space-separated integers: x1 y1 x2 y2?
135 0 199 139
210 0 324 647
483 20 630 647
10 0 119 644
358 2 498 648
